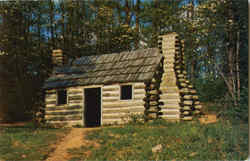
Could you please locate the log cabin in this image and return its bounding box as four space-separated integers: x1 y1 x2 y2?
43 33 202 127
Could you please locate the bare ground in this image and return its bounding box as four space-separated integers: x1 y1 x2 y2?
46 127 99 161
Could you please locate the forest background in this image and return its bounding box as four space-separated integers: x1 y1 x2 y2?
0 0 247 123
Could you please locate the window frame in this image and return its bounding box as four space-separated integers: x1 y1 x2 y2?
56 89 68 105
120 84 133 101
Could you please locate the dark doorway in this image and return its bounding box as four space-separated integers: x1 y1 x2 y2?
84 88 101 127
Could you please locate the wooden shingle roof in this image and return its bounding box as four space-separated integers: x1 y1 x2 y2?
43 48 162 89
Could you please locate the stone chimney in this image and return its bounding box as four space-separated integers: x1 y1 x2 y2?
158 33 202 121
52 49 67 66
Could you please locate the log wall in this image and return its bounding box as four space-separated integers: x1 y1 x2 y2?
102 82 145 125
45 82 146 126
45 87 83 126
144 68 162 120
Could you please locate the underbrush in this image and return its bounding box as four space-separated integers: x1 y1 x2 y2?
0 122 69 161
68 119 248 161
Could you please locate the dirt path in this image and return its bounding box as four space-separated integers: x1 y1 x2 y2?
46 128 99 161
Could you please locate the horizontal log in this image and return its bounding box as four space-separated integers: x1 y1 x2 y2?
163 65 175 70
179 83 188 87
68 86 83 90
192 95 199 100
159 104 181 109
46 105 82 111
68 100 82 104
145 92 159 98
183 100 193 105
102 84 119 88
144 101 158 106
164 54 175 59
45 108 82 113
134 94 145 100
159 97 180 103
195 105 202 109
102 119 123 125
146 94 160 99
160 93 180 99
45 94 56 99
182 106 192 111
159 115 180 121
148 105 160 110
102 92 119 97
182 111 190 115
160 94 181 102
46 90 56 94
45 110 82 116
146 109 160 113
133 83 145 89
68 95 82 100
46 120 83 126
183 95 196 100
175 59 184 64
160 111 180 115
160 108 179 113
181 116 192 121
178 78 186 82
134 89 145 95
102 100 144 108
102 114 127 119
176 70 181 74
163 68 175 73
45 115 82 121
177 74 185 78
174 65 181 69
163 57 175 64
193 110 201 114
180 88 192 93
190 90 197 94
46 100 57 105
102 97 119 102
143 97 159 102
102 87 119 92
103 107 144 114
67 91 82 95
194 101 200 105
46 98 57 102
160 87 179 93
144 103 158 109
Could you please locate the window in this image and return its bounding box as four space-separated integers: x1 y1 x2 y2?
57 89 67 105
120 85 132 100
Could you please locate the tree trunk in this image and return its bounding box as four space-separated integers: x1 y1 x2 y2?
49 0 55 48
125 0 132 25
226 0 237 106
135 0 140 49
236 31 240 101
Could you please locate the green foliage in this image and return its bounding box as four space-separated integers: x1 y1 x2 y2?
0 124 69 161
194 78 227 102
126 113 145 125
220 87 248 123
68 120 248 161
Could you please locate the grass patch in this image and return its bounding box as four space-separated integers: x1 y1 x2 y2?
0 122 69 161
68 119 248 161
